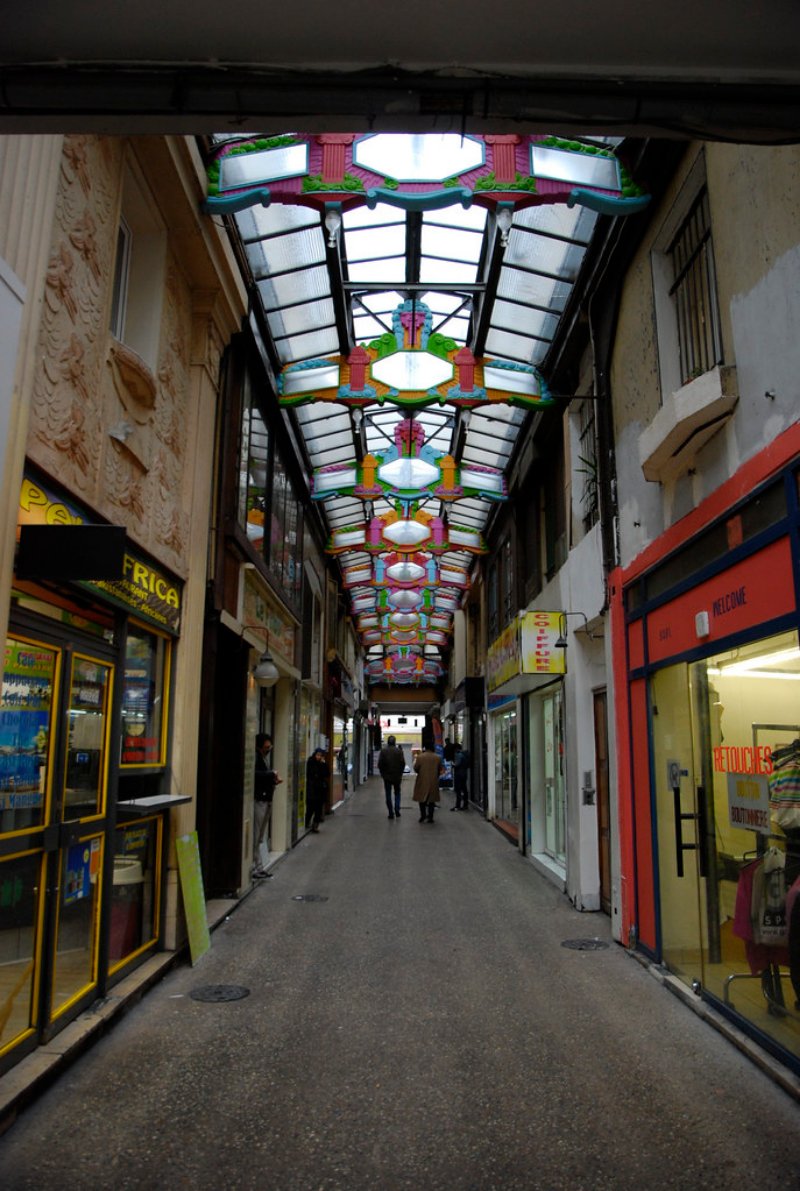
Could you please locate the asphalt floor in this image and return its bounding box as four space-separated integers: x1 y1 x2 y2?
1 776 800 1190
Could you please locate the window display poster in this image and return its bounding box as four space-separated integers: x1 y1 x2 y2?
727 772 771 835
64 842 92 905
0 639 55 805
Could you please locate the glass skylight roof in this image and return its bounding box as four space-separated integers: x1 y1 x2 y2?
213 130 622 686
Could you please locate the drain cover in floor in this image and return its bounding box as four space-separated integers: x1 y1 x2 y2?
291 894 329 902
561 938 610 951
190 984 251 1002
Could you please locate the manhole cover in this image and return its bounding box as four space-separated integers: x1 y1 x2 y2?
189 984 251 1002
291 894 329 902
561 938 610 951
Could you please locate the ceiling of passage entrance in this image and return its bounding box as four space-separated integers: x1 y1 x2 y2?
218 130 625 687
4 3 800 139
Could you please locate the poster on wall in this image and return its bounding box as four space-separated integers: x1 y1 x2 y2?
0 639 56 809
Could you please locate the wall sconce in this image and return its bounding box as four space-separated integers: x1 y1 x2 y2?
555 610 590 649
253 647 280 687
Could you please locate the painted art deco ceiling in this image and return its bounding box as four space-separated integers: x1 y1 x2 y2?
206 131 648 687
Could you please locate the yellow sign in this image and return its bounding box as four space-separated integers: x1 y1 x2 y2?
175 832 211 965
520 611 566 674
487 620 520 692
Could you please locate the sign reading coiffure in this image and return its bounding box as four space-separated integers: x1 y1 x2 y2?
488 611 566 692
18 474 182 633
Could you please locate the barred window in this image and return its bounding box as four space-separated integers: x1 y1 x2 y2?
577 399 599 529
668 187 722 386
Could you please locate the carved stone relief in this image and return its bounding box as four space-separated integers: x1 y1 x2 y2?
30 135 121 496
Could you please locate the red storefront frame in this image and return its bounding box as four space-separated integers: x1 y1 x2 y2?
611 421 800 952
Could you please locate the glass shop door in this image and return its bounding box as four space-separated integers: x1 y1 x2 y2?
0 630 115 1063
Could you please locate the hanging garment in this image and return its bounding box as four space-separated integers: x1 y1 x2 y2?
733 857 790 975
768 742 800 830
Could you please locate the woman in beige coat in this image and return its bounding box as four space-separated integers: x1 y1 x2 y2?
413 743 443 823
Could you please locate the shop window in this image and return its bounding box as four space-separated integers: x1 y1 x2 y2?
236 370 302 608
1 637 59 833
651 629 800 1062
110 815 162 968
120 624 170 768
651 156 723 398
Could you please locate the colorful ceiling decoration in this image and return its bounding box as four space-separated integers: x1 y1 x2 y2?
209 132 652 688
312 416 506 503
328 509 487 556
341 552 469 592
204 132 649 219
279 300 551 413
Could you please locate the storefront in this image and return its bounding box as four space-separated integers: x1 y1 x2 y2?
488 613 566 852
619 460 800 1072
1 469 183 1072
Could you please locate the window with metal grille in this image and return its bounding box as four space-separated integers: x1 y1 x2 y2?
577 399 599 530
668 187 722 386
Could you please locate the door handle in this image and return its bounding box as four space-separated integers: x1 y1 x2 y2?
672 784 705 878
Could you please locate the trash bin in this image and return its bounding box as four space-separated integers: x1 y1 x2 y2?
109 856 144 960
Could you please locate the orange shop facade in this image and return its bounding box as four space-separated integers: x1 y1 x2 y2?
611 425 800 1074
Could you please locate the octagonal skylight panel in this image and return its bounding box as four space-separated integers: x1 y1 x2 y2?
379 456 440 490
383 519 431 547
386 560 426 583
353 133 484 182
389 612 420 628
389 589 423 610
391 630 419 645
372 351 453 392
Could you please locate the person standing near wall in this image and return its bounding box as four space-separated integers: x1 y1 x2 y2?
305 746 329 833
378 734 406 819
452 743 470 812
254 733 281 878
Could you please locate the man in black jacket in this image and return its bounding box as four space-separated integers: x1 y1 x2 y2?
377 735 406 819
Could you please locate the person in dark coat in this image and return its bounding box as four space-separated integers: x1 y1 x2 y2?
413 742 443 823
452 743 470 811
305 747 329 832
378 734 406 819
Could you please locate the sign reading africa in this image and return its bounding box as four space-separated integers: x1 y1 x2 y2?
19 474 182 633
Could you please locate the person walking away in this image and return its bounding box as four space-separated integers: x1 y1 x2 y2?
452 743 470 811
413 742 443 823
253 733 282 878
305 746 329 832
378 734 406 819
